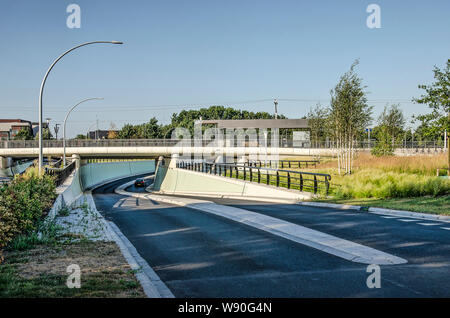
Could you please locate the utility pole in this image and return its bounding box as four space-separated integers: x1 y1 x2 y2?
274 99 278 119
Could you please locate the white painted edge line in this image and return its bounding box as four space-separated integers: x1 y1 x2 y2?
298 201 450 223
116 182 407 266
85 189 174 298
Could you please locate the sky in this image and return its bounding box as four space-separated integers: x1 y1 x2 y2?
0 0 449 138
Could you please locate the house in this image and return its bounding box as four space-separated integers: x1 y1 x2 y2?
0 119 33 140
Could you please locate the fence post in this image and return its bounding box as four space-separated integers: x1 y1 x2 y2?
325 176 330 196
276 171 280 187
266 171 270 185
299 174 303 191
257 168 261 183
250 167 253 181
314 175 318 194
235 166 238 179
243 166 247 180
287 172 290 189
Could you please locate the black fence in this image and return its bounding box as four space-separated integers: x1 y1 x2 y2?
176 161 331 195
45 160 76 187
245 159 320 169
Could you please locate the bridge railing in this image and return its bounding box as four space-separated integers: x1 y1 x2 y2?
176 161 331 195
45 160 76 187
0 139 446 151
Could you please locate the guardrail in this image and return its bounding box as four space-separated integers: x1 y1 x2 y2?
45 160 76 187
176 161 331 195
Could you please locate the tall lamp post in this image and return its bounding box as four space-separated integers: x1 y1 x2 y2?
38 41 123 174
63 98 103 167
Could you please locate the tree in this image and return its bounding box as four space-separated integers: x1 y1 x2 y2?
371 104 405 156
14 127 33 140
329 60 373 174
118 124 139 139
74 134 87 139
34 127 53 140
307 103 329 147
413 59 450 173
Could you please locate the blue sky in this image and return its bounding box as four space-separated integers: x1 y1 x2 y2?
0 0 449 138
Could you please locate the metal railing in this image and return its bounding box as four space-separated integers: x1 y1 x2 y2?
45 160 76 187
1 138 446 151
244 159 320 169
176 161 331 195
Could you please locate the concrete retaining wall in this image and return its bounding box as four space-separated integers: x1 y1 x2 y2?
0 161 34 177
48 160 156 219
152 166 312 202
80 160 155 190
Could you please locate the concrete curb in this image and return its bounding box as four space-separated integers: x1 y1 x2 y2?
87 177 174 298
107 222 175 298
116 182 407 266
298 201 450 223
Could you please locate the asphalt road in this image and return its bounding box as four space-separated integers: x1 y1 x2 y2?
92 177 450 297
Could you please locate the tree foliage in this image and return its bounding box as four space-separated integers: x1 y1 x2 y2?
14 127 33 140
413 59 450 140
329 60 372 174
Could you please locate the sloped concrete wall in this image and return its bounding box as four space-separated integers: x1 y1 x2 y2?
0 160 33 177
80 160 155 190
152 167 311 201
48 160 156 219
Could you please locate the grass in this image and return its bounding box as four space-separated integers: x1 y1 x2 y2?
242 153 450 214
317 195 450 215
0 241 145 298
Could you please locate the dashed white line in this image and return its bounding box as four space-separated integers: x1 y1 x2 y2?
398 219 418 222
417 223 441 226
380 216 399 219
440 227 450 231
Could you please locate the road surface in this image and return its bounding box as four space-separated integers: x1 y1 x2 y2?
92 177 450 297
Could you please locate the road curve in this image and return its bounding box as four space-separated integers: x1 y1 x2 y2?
92 176 450 297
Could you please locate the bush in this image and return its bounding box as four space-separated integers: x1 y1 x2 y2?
332 170 450 199
0 172 56 260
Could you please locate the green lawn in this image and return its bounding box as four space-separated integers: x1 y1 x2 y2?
315 195 450 215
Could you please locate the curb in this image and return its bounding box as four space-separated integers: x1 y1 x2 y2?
107 222 175 298
298 201 450 223
86 184 174 298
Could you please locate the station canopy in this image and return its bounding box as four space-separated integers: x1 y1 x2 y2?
200 119 309 129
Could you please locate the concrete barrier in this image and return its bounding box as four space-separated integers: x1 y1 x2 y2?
152 166 312 202
0 161 33 177
48 160 156 219
80 160 155 190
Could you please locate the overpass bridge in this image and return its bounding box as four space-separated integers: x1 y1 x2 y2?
0 139 444 168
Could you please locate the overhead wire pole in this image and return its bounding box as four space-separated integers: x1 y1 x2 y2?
38 41 123 175
63 98 104 167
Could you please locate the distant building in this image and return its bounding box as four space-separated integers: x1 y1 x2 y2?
0 119 34 140
87 130 119 140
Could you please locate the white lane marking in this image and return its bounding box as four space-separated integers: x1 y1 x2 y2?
380 216 399 219
441 227 450 231
398 219 418 222
417 223 441 226
116 187 407 265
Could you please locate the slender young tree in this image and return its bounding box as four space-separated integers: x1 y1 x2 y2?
413 59 450 174
329 60 373 175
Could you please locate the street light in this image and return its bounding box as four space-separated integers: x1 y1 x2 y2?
63 98 104 167
38 41 123 174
